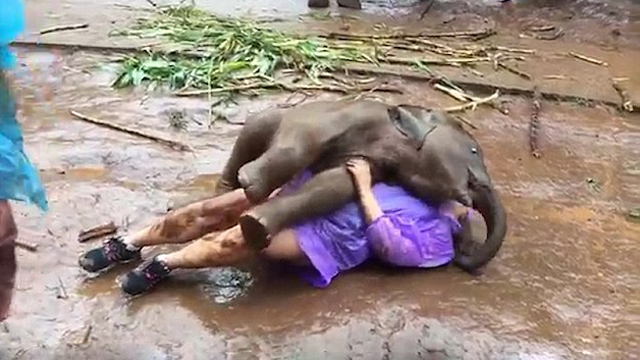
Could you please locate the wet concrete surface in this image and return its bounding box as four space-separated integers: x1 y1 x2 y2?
2 1 640 359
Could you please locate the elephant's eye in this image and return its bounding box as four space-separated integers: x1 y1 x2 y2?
471 147 478 154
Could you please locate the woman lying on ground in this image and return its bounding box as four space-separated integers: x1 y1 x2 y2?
78 159 483 296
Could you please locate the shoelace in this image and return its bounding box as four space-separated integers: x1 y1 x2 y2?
104 239 125 262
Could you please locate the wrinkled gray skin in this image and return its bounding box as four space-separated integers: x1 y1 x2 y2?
216 100 507 272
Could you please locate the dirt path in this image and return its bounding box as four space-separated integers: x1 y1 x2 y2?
1 1 639 359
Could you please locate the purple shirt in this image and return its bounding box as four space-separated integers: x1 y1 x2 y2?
364 184 458 268
282 171 459 287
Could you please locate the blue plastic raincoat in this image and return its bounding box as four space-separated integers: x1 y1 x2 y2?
0 0 48 211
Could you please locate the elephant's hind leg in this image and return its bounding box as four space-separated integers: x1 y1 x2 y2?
239 167 356 250
215 110 283 195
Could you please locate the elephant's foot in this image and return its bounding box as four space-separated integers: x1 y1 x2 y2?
337 0 362 9
213 178 237 197
238 211 271 251
237 164 268 204
308 0 330 8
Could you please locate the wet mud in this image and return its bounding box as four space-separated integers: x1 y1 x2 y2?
2 1 640 359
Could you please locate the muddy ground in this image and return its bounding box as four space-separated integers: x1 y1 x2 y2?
1 0 639 359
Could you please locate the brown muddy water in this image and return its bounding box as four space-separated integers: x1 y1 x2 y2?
2 2 640 359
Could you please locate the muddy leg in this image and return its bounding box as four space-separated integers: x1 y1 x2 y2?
0 200 17 321
160 227 307 269
127 189 251 248
119 226 308 295
215 111 283 195
159 226 252 269
240 166 356 249
79 190 251 273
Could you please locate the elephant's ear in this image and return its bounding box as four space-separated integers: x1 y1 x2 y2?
387 105 436 148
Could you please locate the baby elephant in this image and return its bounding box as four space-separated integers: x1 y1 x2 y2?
216 100 507 272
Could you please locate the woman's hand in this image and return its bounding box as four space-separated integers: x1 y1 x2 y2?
347 158 383 223
346 158 372 192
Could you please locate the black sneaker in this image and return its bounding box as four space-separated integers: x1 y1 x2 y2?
78 237 141 273
119 257 171 296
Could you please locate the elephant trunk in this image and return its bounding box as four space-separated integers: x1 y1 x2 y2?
453 185 507 272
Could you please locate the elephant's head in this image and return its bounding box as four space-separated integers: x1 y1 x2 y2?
388 105 508 273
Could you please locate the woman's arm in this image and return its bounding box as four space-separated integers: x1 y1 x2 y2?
346 159 383 224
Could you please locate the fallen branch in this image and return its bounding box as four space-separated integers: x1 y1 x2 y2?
82 325 93 344
443 90 500 113
70 110 192 152
434 83 467 102
498 62 532 80
569 52 609 67
455 115 478 130
335 63 625 109
175 81 402 96
489 45 536 54
530 86 542 158
78 222 118 243
57 277 68 299
325 27 494 40
39 23 89 35
419 0 437 20
383 56 490 67
16 240 38 252
530 25 555 32
544 75 570 80
612 80 634 112
527 29 564 40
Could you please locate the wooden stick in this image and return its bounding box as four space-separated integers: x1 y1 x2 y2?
382 56 490 67
78 222 118 243
325 27 494 40
612 80 634 112
39 23 89 35
530 86 542 158
419 0 437 20
434 83 468 102
569 52 609 67
498 62 532 80
82 325 93 344
455 115 478 130
443 91 500 112
529 29 564 40
16 240 38 252
176 82 402 96
490 46 536 54
57 277 68 299
69 110 192 152
530 25 555 32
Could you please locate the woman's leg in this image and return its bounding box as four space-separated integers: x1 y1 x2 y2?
126 189 250 248
159 227 307 270
0 200 17 321
119 227 308 295
79 189 251 273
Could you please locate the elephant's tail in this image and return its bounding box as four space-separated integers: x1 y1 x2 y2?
453 186 507 273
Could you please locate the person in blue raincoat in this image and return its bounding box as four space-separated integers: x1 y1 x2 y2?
0 0 48 321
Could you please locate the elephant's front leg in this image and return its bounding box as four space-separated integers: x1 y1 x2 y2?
237 130 323 203
239 167 356 250
215 111 283 195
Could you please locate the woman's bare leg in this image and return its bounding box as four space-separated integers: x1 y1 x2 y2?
160 227 308 269
119 226 308 295
79 189 252 273
159 226 252 269
125 189 251 248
